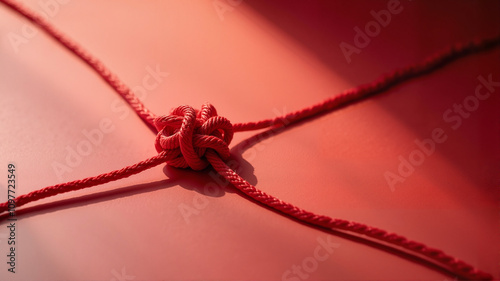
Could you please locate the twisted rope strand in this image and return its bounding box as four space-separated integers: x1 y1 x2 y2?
0 0 157 128
233 36 500 132
0 152 173 214
1 0 498 280
206 151 492 281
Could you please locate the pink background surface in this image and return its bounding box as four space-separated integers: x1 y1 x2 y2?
0 0 499 280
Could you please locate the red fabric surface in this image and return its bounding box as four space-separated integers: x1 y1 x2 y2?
0 0 499 280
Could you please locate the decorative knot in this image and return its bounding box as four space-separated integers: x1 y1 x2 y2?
154 103 234 170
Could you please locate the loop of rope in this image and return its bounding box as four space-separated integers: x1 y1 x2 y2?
154 103 233 170
0 0 498 280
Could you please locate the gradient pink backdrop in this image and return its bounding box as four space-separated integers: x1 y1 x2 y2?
0 0 499 280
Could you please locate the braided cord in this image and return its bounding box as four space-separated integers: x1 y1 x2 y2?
1 0 498 280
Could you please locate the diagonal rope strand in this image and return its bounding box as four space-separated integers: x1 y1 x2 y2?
233 35 500 132
206 150 493 281
1 0 498 280
0 152 173 214
0 0 158 130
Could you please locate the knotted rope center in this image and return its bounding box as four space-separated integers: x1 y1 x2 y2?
154 103 234 170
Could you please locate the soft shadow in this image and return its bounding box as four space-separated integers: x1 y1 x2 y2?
230 185 466 281
0 179 172 222
228 127 471 280
162 153 258 196
0 152 259 222
0 132 472 281
244 0 500 193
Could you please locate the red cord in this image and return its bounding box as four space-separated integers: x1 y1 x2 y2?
1 0 498 280
0 0 157 129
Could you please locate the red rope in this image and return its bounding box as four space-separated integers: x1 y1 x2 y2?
233 36 500 132
0 0 157 129
1 0 498 280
